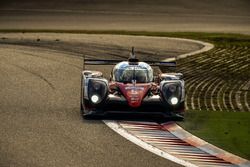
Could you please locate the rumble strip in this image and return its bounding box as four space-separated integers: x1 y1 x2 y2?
104 121 250 167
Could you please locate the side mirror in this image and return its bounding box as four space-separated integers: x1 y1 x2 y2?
175 73 183 80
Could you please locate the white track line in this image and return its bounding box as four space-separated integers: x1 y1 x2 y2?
163 38 214 61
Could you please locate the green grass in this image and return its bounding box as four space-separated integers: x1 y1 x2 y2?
1 29 250 160
178 111 250 160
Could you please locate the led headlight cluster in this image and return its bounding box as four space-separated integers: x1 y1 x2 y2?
88 79 108 105
161 82 182 106
90 94 100 104
170 97 178 105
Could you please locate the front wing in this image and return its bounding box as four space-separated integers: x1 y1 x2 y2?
82 94 185 118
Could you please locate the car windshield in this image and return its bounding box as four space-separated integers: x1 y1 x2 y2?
114 66 152 83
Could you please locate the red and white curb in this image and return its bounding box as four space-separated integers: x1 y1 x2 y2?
104 121 250 167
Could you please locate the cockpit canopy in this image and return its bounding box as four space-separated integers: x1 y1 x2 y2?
113 62 153 83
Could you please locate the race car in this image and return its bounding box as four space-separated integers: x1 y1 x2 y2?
80 48 185 119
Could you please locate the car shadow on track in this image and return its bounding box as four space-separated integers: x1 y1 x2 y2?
82 113 183 124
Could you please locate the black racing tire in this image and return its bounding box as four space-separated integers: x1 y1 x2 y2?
172 113 184 121
80 101 84 115
80 101 95 119
83 113 95 120
80 75 84 115
83 111 104 120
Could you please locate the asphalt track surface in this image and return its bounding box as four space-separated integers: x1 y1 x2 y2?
0 1 249 166
0 33 203 167
0 0 250 34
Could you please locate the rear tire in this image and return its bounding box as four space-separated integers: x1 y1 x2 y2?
80 101 94 119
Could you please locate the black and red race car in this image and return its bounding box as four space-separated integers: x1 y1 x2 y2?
80 48 185 119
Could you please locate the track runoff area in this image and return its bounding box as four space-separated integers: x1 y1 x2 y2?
103 39 249 167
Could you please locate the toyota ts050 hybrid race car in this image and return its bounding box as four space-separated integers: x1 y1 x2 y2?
80 48 185 119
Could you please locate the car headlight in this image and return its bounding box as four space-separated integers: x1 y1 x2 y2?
88 79 108 105
91 94 100 104
170 97 178 105
92 82 101 90
161 81 182 106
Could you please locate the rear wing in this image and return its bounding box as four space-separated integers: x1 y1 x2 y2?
84 58 176 67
